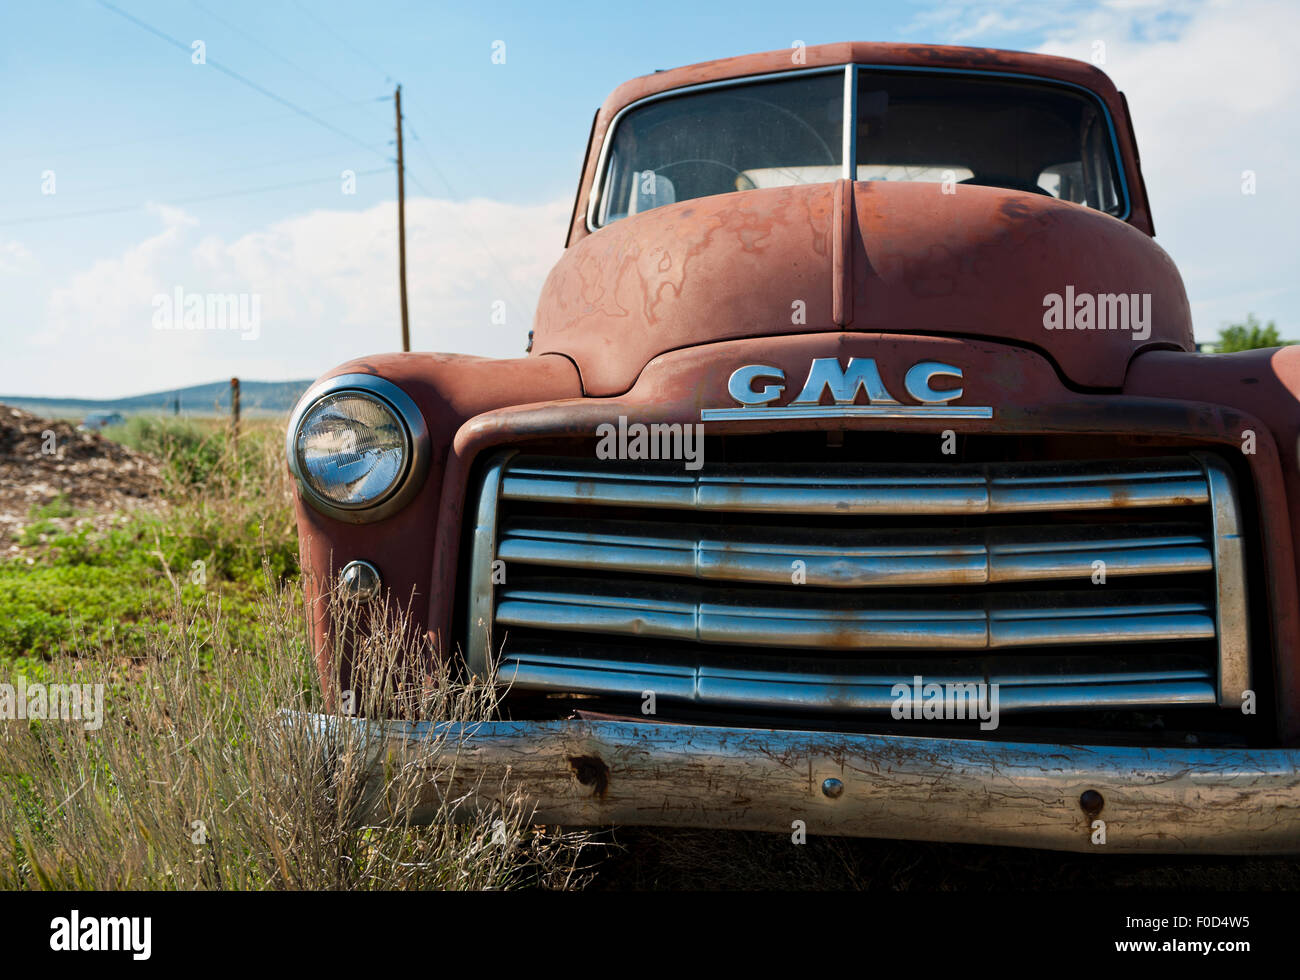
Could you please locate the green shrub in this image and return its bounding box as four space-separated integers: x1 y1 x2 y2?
29 494 74 520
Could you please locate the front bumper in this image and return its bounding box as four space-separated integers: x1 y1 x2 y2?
322 715 1300 854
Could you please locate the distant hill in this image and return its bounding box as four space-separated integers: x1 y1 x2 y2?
0 379 315 420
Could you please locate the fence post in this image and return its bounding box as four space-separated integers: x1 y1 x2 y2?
230 377 240 443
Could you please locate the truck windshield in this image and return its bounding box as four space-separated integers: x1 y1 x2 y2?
595 67 1124 226
596 72 844 226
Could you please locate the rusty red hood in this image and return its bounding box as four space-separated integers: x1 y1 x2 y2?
531 180 1193 394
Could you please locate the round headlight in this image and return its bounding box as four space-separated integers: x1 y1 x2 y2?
296 392 407 506
287 375 429 522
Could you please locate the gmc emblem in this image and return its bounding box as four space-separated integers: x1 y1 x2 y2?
701 358 994 421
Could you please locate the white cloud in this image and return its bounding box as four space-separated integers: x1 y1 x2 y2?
944 11 1039 43
41 204 196 350
8 196 567 398
0 240 33 276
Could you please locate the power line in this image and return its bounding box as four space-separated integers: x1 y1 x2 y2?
95 0 388 161
403 120 465 200
0 167 388 227
10 95 389 162
175 166 383 203
287 0 394 84
187 0 367 109
74 146 389 197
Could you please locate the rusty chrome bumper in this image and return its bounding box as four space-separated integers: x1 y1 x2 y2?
324 716 1300 854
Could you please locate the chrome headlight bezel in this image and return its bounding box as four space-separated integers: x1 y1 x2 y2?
286 373 430 524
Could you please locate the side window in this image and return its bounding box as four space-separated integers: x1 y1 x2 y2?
1038 162 1085 203
1080 108 1119 213
600 147 627 225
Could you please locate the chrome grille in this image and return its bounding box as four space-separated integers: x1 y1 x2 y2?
466 451 1250 716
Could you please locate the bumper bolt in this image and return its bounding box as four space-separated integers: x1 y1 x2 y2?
822 777 844 799
1079 789 1104 817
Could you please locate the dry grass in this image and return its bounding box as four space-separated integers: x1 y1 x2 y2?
0 580 596 890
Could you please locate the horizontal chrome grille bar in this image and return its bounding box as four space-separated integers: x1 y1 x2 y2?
498 518 1213 588
498 651 1217 712
495 579 1216 650
501 456 1210 515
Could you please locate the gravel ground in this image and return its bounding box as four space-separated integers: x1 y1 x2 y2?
0 403 161 550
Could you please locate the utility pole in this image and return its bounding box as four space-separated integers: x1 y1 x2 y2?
395 85 410 352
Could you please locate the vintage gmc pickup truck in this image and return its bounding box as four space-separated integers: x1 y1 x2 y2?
287 42 1300 853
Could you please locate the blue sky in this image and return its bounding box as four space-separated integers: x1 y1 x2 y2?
2 0 1296 397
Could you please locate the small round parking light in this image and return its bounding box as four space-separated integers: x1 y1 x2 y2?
339 560 382 602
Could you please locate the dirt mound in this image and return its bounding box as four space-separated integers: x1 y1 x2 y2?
0 403 163 547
